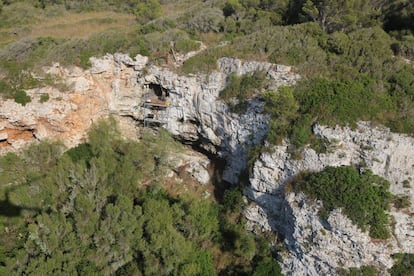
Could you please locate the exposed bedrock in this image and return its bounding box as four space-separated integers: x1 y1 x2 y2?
1 54 413 275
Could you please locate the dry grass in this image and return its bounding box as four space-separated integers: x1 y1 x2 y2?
0 11 136 44
29 12 136 38
161 0 200 18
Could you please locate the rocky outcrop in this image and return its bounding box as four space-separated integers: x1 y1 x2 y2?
0 54 299 184
141 57 299 183
246 122 414 275
2 53 413 275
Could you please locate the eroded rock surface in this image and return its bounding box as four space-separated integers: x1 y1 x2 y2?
1 53 413 275
246 122 414 275
0 54 299 184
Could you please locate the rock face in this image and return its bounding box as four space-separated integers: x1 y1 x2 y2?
0 54 299 184
246 122 414 275
1 53 413 275
142 57 299 183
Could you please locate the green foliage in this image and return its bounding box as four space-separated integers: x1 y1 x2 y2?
253 256 283 276
383 1 414 35
393 195 411 209
175 39 199 54
295 78 393 126
179 6 224 33
0 119 279 275
134 0 162 24
181 51 218 74
262 87 298 144
222 187 244 213
221 70 266 101
65 143 92 164
300 0 378 33
13 89 31 105
338 265 377 276
39 93 49 103
389 253 414 276
293 166 392 239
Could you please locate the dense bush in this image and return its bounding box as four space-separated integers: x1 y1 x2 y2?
263 87 298 144
294 78 393 127
13 89 31 105
389 253 414 276
0 119 282 275
220 70 266 101
292 166 392 239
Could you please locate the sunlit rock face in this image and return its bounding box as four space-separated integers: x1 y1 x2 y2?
0 54 299 185
246 122 414 275
2 53 413 275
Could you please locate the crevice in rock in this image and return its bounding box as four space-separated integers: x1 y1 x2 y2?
189 141 231 203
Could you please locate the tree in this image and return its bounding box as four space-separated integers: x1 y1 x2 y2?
134 0 162 24
383 0 414 34
301 0 375 32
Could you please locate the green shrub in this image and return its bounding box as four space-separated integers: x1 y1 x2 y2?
389 253 414 276
65 143 93 164
262 87 299 144
181 52 218 74
338 265 377 276
39 93 49 103
393 195 411 209
294 78 393 127
178 7 224 33
134 0 162 24
253 256 283 276
14 89 31 105
222 187 244 213
220 70 266 101
293 166 392 239
0 79 12 98
175 39 199 54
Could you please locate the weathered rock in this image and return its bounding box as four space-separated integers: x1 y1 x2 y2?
3 53 412 275
247 122 414 275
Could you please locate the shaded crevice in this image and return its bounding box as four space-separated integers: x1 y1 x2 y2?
189 141 232 203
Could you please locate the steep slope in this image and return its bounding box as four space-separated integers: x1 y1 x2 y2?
1 54 413 274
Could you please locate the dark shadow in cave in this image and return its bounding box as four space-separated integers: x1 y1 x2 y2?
189 141 232 203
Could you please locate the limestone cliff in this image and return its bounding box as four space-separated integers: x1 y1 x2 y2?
1 54 413 275
246 122 414 275
0 54 298 184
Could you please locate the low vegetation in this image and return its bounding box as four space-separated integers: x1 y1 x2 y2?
0 119 282 275
389 253 414 276
220 70 267 113
338 265 377 276
291 166 392 239
0 0 413 274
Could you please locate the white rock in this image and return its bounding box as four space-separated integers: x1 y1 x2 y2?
248 122 414 275
90 55 114 74
0 132 7 141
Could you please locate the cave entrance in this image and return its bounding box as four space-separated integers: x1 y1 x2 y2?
189 142 232 203
143 83 171 128
148 83 169 101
